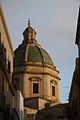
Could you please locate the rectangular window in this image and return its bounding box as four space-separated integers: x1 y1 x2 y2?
1 44 6 67
8 60 11 73
52 86 55 96
33 83 38 93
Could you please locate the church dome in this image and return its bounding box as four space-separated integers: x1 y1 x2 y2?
13 19 60 104
14 19 54 67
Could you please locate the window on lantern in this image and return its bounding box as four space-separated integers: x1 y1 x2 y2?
33 83 38 93
52 86 55 96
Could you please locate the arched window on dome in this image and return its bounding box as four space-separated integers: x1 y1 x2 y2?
51 80 57 97
52 86 55 96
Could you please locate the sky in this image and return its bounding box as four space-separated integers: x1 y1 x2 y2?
1 0 80 103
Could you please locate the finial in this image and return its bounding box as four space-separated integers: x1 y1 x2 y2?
28 18 31 26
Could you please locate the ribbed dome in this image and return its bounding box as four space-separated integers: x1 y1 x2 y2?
14 19 54 66
14 44 54 66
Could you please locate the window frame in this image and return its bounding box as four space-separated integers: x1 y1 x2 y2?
33 82 39 94
52 85 55 96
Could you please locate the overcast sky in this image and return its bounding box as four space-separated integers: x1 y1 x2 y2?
1 0 80 102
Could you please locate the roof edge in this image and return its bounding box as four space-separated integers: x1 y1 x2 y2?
0 4 14 56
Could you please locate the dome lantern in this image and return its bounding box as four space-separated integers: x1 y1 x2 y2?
23 19 37 44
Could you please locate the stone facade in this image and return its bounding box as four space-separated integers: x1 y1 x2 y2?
35 103 68 120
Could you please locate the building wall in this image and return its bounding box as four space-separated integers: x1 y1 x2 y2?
69 7 80 120
0 6 13 76
69 58 80 120
35 103 68 120
14 90 24 120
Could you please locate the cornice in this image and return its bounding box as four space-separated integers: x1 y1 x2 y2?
14 62 59 73
13 70 60 80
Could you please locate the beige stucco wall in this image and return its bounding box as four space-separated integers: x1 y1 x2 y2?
0 6 14 75
0 5 14 110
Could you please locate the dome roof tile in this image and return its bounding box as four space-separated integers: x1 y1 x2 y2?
14 44 54 66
